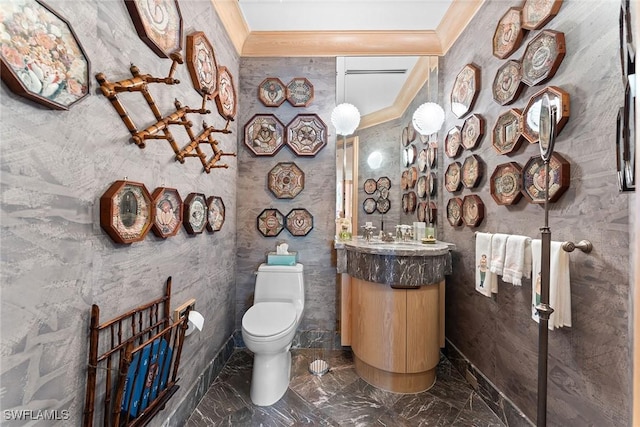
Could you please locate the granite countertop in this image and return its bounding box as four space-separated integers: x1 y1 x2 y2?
335 238 455 256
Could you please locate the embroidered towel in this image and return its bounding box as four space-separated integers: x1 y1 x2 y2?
489 233 509 276
502 235 532 286
475 232 497 297
531 240 571 329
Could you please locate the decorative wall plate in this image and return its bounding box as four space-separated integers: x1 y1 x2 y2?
183 193 208 235
522 153 571 204
286 78 314 107
402 192 417 213
521 30 566 87
376 197 390 214
404 145 416 166
286 114 327 156
451 64 480 118
244 114 285 156
151 187 183 238
493 7 525 59
377 176 391 191
268 162 305 199
401 126 409 147
100 180 153 244
364 178 377 194
427 201 438 224
428 145 437 168
379 187 389 199
490 162 523 205
401 170 409 190
409 166 418 189
258 77 287 107
418 149 428 172
462 195 485 227
445 126 463 158
407 122 417 143
417 201 427 222
0 0 90 110
125 0 182 58
363 198 377 214
522 86 570 143
285 208 314 236
492 109 524 155
492 60 524 106
428 172 437 196
257 208 285 237
462 155 483 189
186 31 219 99
416 175 427 198
521 0 563 30
446 197 463 226
215 66 237 120
206 196 225 232
461 114 485 150
445 162 463 193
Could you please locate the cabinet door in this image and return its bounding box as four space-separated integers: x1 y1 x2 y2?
406 284 440 373
351 278 406 372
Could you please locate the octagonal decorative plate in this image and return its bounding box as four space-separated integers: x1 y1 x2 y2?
522 152 571 204
215 66 237 120
268 162 305 199
257 208 285 237
1 0 90 110
186 31 218 99
364 178 377 194
286 78 314 107
522 86 570 144
522 0 563 30
285 208 313 236
244 114 285 156
445 162 463 193
125 0 182 58
377 176 391 191
258 77 287 107
445 126 463 158
461 114 485 150
451 64 480 118
363 197 377 214
416 175 427 198
493 7 525 59
446 197 463 227
492 60 523 106
151 187 183 238
428 172 437 197
462 195 485 227
490 162 523 206
417 201 427 222
206 196 225 232
408 166 418 189
286 114 327 156
417 149 429 172
376 197 390 214
462 155 483 189
521 30 566 87
428 145 437 168
427 201 437 224
492 109 524 155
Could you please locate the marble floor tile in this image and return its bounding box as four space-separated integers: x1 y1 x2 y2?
185 348 506 427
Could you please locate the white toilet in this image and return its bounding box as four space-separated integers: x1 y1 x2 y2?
241 263 305 406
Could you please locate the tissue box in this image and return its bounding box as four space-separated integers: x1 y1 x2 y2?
267 252 298 266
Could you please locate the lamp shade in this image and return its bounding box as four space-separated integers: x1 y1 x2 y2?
331 103 361 136
412 102 445 136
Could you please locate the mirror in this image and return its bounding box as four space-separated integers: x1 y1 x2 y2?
336 56 439 235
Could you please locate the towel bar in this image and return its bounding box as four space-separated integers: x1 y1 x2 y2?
561 240 593 253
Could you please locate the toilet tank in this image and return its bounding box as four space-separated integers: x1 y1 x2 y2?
255 263 305 313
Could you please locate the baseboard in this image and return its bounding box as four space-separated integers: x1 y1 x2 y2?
444 339 534 427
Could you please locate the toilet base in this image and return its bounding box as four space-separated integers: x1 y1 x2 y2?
249 349 292 406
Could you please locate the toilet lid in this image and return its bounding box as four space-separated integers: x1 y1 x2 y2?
242 302 296 337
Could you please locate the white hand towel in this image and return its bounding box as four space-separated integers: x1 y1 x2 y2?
531 240 572 329
475 233 497 297
502 235 531 286
489 233 508 276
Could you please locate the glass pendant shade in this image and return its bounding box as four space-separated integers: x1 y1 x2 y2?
412 102 445 136
331 103 361 136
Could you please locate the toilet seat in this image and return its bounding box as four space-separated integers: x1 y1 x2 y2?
242 302 296 338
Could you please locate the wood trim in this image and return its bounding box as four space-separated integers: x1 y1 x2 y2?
436 0 486 54
340 273 352 346
210 0 250 55
350 136 359 230
634 2 640 423
354 354 436 394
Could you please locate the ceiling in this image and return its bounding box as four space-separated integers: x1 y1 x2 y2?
213 0 482 126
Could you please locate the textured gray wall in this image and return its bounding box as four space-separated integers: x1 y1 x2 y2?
0 1 238 425
439 1 631 426
235 57 338 333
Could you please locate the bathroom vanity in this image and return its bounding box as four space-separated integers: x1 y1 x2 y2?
335 238 454 393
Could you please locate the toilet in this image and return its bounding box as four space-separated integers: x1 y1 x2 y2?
241 263 305 406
